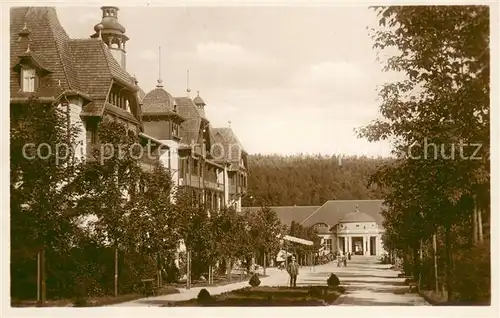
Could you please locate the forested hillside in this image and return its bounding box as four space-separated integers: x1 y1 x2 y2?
243 154 392 206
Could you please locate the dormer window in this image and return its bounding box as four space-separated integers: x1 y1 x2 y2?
21 68 36 92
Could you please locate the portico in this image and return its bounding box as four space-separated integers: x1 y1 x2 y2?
328 205 385 256
336 234 382 256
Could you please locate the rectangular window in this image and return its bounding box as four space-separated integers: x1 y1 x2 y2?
192 159 198 176
172 122 179 136
22 68 36 92
91 130 98 143
325 239 333 250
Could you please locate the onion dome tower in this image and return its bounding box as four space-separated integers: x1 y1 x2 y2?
90 6 129 70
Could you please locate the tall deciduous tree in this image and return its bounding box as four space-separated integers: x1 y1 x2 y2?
125 163 180 284
72 119 142 297
11 96 83 303
359 6 489 302
246 207 283 273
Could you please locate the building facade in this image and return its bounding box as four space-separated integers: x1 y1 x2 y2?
10 6 248 210
244 200 387 257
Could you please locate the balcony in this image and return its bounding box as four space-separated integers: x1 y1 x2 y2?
204 179 224 192
184 174 201 188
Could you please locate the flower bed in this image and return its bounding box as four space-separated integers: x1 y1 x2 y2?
162 285 345 307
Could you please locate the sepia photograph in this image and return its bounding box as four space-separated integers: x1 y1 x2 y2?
6 1 495 312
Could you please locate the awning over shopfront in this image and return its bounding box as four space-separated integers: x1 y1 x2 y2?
282 235 313 246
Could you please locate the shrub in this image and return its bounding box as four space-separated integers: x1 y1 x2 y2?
249 273 261 287
452 241 490 304
327 273 340 287
308 286 323 297
197 288 213 304
164 262 181 283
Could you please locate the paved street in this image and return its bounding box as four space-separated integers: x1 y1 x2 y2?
112 256 429 306
317 256 430 306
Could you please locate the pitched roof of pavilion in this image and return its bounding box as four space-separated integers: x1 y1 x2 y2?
301 200 384 228
243 199 385 230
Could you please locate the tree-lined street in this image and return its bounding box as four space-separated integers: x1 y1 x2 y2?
111 257 429 306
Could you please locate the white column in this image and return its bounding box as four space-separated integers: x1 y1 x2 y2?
347 236 352 253
343 237 347 253
363 236 367 256
376 236 380 256
367 236 371 256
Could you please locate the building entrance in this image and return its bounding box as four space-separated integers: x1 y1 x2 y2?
351 237 363 255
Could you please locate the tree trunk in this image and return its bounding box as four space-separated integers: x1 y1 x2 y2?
263 252 267 276
432 233 439 292
114 246 118 297
186 250 191 290
472 199 478 245
478 208 484 243
37 251 41 304
412 246 420 278
445 226 453 302
37 249 46 306
227 257 232 282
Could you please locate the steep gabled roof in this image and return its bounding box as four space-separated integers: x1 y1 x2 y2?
69 38 137 96
10 7 80 96
11 7 141 120
243 200 385 230
175 97 206 145
212 127 246 169
300 200 385 228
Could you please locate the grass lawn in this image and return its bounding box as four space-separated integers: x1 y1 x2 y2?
162 285 346 307
11 286 180 307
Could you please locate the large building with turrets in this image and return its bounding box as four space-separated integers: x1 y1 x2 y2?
10 6 248 211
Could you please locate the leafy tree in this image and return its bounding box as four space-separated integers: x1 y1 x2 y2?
125 163 180 284
359 6 490 302
286 221 321 264
176 189 217 280
71 119 143 297
10 96 84 303
246 206 282 274
211 206 243 279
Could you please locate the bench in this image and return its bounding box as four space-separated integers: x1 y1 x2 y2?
405 274 421 293
138 278 161 297
407 279 419 293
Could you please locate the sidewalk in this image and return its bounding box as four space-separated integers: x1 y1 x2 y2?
109 267 292 307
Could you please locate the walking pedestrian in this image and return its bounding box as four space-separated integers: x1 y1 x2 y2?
343 254 347 267
287 255 299 288
337 252 343 267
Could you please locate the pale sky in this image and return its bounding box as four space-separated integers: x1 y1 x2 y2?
57 6 396 157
